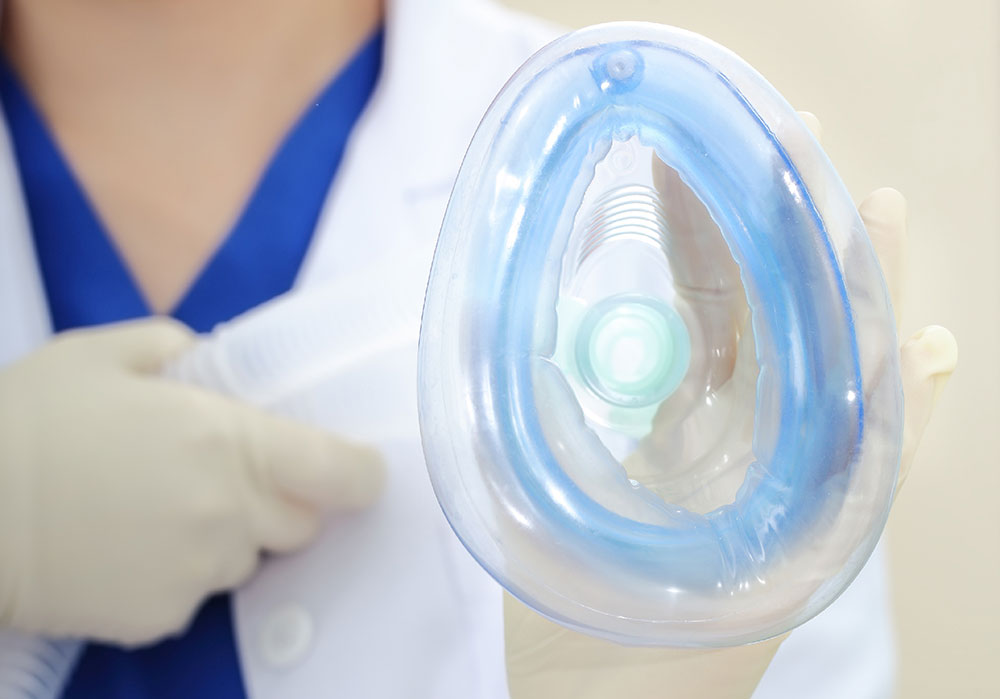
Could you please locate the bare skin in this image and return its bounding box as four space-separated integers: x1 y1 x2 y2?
1 0 382 312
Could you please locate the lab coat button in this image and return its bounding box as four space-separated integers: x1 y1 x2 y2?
258 604 314 669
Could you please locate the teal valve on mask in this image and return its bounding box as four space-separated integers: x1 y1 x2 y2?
556 294 690 437
578 296 686 406
417 22 903 647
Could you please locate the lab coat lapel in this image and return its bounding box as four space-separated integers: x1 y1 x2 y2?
296 0 555 289
0 86 85 699
295 0 481 289
0 109 51 366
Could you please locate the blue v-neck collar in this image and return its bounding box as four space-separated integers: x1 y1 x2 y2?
0 28 383 334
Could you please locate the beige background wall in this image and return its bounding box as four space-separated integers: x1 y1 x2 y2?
500 1 1000 696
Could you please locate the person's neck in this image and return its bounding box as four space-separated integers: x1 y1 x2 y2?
1 0 383 313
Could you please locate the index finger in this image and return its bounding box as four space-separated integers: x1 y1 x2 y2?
859 188 908 328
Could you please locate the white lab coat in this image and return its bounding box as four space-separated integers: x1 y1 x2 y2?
0 0 896 697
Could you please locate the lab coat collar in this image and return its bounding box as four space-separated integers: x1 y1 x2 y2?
0 99 51 364
295 0 537 286
380 0 492 192
377 0 552 195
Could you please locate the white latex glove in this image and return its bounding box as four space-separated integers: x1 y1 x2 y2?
504 113 958 699
0 318 384 646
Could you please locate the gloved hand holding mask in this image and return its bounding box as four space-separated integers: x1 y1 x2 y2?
503 116 958 699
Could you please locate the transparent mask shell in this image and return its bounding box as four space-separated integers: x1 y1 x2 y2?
417 22 903 647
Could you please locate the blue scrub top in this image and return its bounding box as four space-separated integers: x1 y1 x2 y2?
0 28 383 699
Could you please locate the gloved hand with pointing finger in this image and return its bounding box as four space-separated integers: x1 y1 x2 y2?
0 317 384 646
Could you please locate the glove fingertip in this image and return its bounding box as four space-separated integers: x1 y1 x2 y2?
265 423 387 512
860 187 907 221
902 325 958 378
95 317 197 372
796 110 822 141
307 439 386 510
345 445 387 508
902 325 957 406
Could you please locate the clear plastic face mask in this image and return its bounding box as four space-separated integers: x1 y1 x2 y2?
418 23 904 647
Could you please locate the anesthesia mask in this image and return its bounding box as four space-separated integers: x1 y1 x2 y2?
417 23 903 647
